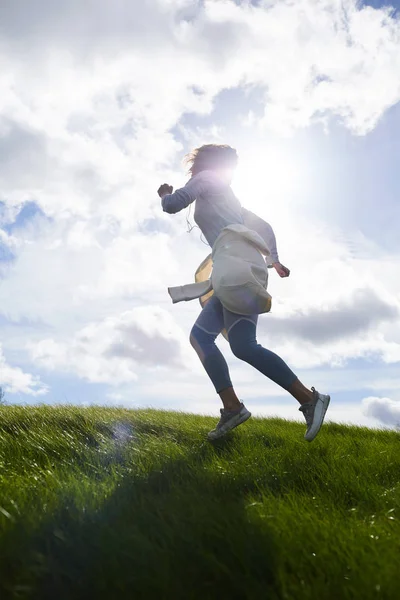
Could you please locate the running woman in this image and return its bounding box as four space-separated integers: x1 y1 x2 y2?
158 144 330 441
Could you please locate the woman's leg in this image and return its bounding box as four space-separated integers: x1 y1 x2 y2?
224 310 330 441
225 313 313 404
189 296 241 411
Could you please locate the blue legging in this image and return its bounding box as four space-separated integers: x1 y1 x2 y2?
190 295 297 394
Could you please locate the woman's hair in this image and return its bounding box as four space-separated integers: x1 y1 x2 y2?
184 144 238 177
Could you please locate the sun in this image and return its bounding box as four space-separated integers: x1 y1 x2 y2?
232 144 308 220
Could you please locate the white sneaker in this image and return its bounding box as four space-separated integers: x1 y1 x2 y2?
207 403 251 441
299 387 330 442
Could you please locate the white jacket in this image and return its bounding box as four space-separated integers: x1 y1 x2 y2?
168 225 272 315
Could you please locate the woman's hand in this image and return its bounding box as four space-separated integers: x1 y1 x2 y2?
273 262 290 278
158 183 173 198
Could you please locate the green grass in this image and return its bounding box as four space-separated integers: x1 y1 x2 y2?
0 406 399 599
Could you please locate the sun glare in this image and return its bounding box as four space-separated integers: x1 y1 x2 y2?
232 145 308 219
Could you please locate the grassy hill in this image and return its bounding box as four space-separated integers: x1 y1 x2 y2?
0 405 399 599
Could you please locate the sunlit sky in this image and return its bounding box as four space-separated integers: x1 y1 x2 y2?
1 0 400 429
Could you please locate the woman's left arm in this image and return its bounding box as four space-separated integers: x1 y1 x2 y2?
158 172 217 214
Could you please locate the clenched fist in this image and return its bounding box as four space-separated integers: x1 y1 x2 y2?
273 263 290 278
158 183 173 198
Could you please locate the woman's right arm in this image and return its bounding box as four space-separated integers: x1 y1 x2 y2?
241 207 280 263
242 207 290 277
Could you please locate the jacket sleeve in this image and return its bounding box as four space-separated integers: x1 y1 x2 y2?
162 171 219 214
241 207 280 264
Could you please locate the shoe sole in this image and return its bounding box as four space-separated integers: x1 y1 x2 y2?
304 395 330 442
207 410 251 441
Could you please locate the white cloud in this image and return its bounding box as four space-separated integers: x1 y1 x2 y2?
28 306 192 385
0 217 191 326
0 0 399 412
185 0 400 135
362 395 400 427
264 287 399 342
254 283 400 369
0 344 48 396
245 212 400 369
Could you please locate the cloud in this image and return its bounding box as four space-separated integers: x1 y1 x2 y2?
183 0 400 135
362 395 400 427
0 0 399 408
1 1 399 224
0 215 192 325
28 306 191 385
0 0 188 50
0 121 48 192
264 288 399 344
0 344 48 396
248 217 400 369
104 308 187 367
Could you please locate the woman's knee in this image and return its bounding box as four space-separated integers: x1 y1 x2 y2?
228 318 258 354
229 338 254 361
228 324 257 360
190 327 204 362
190 325 215 353
189 328 197 348
190 325 218 363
